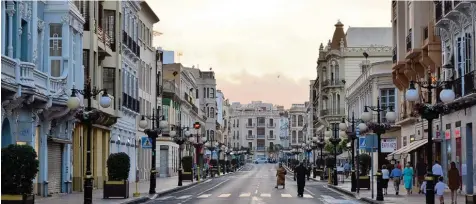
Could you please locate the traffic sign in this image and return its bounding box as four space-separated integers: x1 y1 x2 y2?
359 137 366 148
141 136 152 148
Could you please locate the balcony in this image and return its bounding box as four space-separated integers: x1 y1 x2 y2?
257 122 266 127
121 31 140 62
435 1 470 29
321 108 345 118
267 135 275 140
257 135 265 139
322 78 345 89
256 146 266 152
420 21 442 73
122 93 140 113
162 80 180 100
247 135 255 140
246 123 255 128
267 123 275 128
452 71 476 99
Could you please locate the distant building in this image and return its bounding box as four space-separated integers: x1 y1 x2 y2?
162 50 175 64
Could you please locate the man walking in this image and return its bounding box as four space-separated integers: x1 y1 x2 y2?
295 162 307 197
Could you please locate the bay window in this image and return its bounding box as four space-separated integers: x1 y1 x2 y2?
49 24 62 77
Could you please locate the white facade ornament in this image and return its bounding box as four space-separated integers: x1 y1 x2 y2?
32 49 38 63
61 15 69 24
38 19 45 32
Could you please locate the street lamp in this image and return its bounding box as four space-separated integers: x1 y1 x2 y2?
138 109 169 194
67 80 112 204
405 67 454 204
325 125 341 186
360 99 397 201
340 113 359 192
188 122 207 182
172 126 191 186
205 141 218 177
315 136 326 180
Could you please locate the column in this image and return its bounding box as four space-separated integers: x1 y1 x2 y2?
32 1 38 64
39 121 50 197
1 1 6 55
6 3 14 57
63 143 72 193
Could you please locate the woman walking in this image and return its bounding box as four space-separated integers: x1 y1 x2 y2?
448 162 461 204
275 163 287 189
403 163 414 194
381 165 390 195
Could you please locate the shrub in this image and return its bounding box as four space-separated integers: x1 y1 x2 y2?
182 156 193 172
357 154 371 175
2 144 39 195
107 152 130 181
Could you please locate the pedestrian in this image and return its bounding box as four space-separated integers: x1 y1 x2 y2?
295 162 307 197
390 165 402 195
275 163 287 189
435 176 448 204
448 162 461 204
420 174 427 195
433 160 444 180
381 165 390 195
403 163 414 195
396 161 402 169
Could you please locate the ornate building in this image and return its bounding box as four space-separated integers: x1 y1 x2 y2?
288 103 306 146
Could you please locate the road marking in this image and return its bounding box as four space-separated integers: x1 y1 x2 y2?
218 194 231 197
303 194 313 198
255 190 258 194
240 193 251 197
176 195 192 199
260 193 271 197
321 195 335 200
304 187 315 195
197 194 211 198
281 194 292 197
156 196 174 200
178 178 230 203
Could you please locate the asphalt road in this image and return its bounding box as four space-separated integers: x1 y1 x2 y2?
147 163 363 204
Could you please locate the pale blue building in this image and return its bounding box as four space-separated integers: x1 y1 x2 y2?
1 1 84 196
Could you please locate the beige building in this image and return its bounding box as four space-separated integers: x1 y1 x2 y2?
288 103 306 146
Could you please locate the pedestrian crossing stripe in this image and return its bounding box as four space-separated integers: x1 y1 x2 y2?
260 193 271 197
218 194 231 197
176 195 192 199
156 196 173 200
239 193 251 197
197 194 211 198
281 194 292 197
303 194 313 198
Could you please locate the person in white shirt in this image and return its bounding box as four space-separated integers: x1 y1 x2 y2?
432 161 444 178
381 165 390 195
434 176 447 204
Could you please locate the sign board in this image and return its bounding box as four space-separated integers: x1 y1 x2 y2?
364 134 378 152
455 127 461 138
445 129 451 140
141 137 152 149
359 137 366 148
381 138 397 153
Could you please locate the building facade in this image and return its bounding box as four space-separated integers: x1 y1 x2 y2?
288 104 306 146
2 0 85 196
314 21 393 140
229 101 282 159
135 2 160 182
391 1 476 191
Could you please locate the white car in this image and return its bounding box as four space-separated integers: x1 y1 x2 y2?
254 158 268 164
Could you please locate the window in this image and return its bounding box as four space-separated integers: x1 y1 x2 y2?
210 130 215 141
103 68 115 97
49 24 62 77
207 107 210 117
269 130 274 138
298 131 303 143
292 131 296 143
210 107 215 118
83 49 90 80
195 89 199 98
380 88 396 122
104 10 115 51
248 142 252 149
269 118 273 126
257 117 265 125
248 130 252 136
292 115 296 127
247 118 252 126
210 88 215 98
203 87 206 98
206 88 210 98
298 115 303 126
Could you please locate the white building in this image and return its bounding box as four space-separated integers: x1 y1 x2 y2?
314 21 393 139
289 104 306 146
391 1 476 191
229 101 282 159
135 2 160 182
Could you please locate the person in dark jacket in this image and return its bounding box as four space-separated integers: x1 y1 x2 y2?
295 162 307 197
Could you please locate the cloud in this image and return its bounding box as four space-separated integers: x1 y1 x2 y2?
216 70 311 108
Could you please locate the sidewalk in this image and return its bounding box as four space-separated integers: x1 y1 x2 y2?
328 179 466 204
35 176 196 204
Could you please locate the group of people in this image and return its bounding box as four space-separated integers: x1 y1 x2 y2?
275 162 309 197
380 160 461 204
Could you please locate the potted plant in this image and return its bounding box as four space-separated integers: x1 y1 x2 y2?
1 144 39 204
356 154 371 190
181 156 193 181
104 152 130 199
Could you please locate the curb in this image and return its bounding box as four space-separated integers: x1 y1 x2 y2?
122 181 201 204
326 184 383 204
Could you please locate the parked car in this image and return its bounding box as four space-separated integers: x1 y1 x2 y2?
254 158 268 164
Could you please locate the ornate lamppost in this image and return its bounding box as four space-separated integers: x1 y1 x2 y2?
315 136 326 180
359 99 397 201
138 109 169 194
339 113 359 192
311 137 318 179
325 125 342 186
67 80 112 204
172 125 191 186
406 67 455 204
188 122 207 182
205 140 219 177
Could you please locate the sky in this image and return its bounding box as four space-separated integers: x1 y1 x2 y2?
146 0 391 108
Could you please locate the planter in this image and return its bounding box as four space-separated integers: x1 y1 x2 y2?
1 194 35 204
357 176 371 190
182 171 193 181
103 180 129 199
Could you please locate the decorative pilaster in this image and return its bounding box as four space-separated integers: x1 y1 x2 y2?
6 8 15 57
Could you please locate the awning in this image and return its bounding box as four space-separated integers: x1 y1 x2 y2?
387 139 428 160
337 152 349 159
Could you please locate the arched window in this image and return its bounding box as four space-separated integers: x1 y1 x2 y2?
210 107 215 118
298 115 303 126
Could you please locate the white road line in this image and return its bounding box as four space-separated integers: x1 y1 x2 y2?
218 194 231 197
197 194 211 198
156 195 174 200
303 194 313 198
304 187 315 196
255 190 258 194
321 195 335 200
178 179 230 203
260 193 271 197
176 195 192 199
239 193 251 197
281 194 292 197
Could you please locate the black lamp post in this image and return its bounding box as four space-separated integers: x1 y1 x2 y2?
311 138 318 179
67 80 112 204
405 67 455 204
172 125 191 186
189 122 207 182
303 142 312 181
325 125 341 186
205 141 218 177
225 147 231 173
360 98 397 201
138 109 169 194
316 136 325 180
339 113 358 192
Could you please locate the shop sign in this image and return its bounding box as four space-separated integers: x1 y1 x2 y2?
381 138 397 153
445 130 451 140
455 127 461 138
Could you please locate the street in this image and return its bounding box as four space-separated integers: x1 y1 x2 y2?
147 164 362 204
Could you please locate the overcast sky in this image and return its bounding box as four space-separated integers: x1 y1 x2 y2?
147 0 391 108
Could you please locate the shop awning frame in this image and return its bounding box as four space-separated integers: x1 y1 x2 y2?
387 139 428 160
